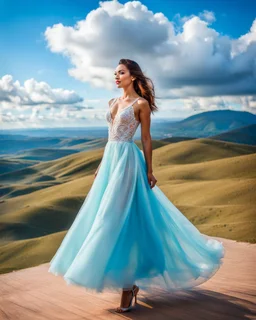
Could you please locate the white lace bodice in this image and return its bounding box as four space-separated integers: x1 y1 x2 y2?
105 97 140 142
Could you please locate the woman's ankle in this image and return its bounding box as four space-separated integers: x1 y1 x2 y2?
122 284 134 291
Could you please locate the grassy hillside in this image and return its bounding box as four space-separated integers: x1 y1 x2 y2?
66 138 108 151
210 124 256 145
0 134 95 156
0 231 66 274
0 140 166 198
0 138 255 274
0 158 39 175
12 148 79 161
152 137 256 166
0 147 104 195
135 139 170 150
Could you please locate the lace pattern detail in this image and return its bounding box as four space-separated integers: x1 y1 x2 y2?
106 97 140 142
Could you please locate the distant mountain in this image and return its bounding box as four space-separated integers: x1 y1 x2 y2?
12 148 79 161
158 110 256 138
0 136 97 156
177 109 256 131
1 111 256 153
209 124 256 145
0 136 63 156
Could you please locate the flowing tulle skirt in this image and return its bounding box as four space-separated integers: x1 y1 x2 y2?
48 140 225 293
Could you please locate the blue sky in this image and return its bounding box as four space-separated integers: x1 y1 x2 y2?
1 0 256 129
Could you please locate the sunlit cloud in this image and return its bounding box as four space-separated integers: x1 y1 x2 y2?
0 74 83 108
44 0 256 105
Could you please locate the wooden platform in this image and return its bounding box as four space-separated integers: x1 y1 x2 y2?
0 237 255 320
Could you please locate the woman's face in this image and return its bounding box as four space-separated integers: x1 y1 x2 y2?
114 64 132 88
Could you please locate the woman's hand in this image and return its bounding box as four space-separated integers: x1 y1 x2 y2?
147 172 157 189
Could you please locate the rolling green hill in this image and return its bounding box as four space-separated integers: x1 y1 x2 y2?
0 138 255 274
210 124 256 145
12 148 79 161
0 158 39 175
152 138 256 166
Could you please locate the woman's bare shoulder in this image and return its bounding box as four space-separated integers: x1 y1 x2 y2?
137 97 150 112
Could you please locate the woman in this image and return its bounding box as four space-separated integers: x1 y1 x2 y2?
48 58 225 314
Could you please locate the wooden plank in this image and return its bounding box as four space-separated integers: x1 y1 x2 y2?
0 237 255 320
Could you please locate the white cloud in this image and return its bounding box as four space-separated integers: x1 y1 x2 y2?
231 19 256 56
2 0 256 129
182 95 256 112
0 102 106 128
0 75 102 128
44 0 174 89
199 10 216 24
0 74 83 107
154 95 256 121
174 10 215 26
44 0 256 104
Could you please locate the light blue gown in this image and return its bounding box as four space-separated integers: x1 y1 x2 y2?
48 97 225 293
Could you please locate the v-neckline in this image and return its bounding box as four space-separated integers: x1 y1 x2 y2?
110 97 140 123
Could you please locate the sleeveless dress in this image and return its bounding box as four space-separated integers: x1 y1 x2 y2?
48 97 225 293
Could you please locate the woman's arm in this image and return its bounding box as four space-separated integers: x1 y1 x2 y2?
139 100 157 188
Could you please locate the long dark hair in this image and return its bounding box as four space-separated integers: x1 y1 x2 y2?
118 58 158 114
